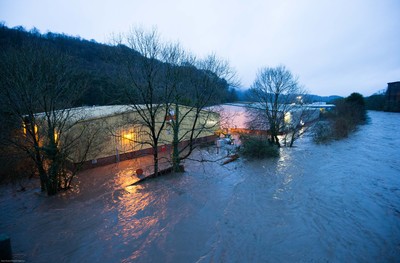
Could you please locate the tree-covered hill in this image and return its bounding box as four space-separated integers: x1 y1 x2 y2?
0 25 237 107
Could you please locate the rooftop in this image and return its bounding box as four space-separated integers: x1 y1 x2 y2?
34 105 138 122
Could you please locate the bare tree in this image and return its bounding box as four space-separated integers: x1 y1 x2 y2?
282 102 319 147
167 53 239 172
0 40 99 195
248 65 306 147
113 27 239 174
112 27 176 176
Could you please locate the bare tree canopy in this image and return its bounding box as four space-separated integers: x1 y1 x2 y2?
248 65 307 147
1 25 240 107
112 27 240 174
0 40 98 195
111 28 175 176
168 53 239 171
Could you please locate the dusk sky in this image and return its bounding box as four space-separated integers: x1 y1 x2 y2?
1 0 399 96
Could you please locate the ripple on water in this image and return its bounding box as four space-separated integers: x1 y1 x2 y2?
1 111 399 262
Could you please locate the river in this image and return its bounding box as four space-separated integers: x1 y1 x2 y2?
1 110 399 262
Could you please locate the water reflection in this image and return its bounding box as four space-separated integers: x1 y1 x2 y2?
110 164 175 261
272 148 296 200
115 168 137 188
1 111 399 262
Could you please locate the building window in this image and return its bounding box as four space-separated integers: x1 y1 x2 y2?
22 120 39 141
117 126 145 153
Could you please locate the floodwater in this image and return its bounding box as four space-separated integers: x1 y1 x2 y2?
1 111 399 262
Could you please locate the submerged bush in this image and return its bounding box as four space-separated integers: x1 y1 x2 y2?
313 121 333 143
314 92 367 144
239 134 279 159
332 116 352 138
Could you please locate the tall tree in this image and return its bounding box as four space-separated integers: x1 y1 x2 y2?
113 28 239 174
0 40 99 195
281 99 318 147
168 53 239 171
248 65 305 147
113 27 176 176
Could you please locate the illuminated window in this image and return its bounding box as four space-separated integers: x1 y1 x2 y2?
117 127 144 153
22 122 27 135
33 125 39 142
22 121 39 141
54 130 59 143
122 130 135 145
284 112 291 124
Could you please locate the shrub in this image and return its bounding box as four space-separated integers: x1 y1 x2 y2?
314 93 367 144
313 121 333 143
239 134 279 159
332 117 352 138
0 149 35 187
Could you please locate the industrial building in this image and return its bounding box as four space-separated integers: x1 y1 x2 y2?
30 104 220 169
386 81 400 112
215 102 325 134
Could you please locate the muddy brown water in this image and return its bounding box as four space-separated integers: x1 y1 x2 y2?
1 111 399 262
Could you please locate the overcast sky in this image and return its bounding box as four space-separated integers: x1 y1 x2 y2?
1 0 399 96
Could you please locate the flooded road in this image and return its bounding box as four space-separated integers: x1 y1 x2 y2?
1 111 399 262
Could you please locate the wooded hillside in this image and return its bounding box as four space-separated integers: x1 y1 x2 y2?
0 25 238 107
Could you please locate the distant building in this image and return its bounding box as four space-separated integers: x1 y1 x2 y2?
213 102 322 134
385 81 400 112
307 102 336 112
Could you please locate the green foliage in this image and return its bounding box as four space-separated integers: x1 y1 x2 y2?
239 134 279 159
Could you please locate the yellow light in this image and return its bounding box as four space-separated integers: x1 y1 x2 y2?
34 124 39 143
121 131 135 147
22 122 38 136
123 133 133 140
22 122 27 135
284 112 291 124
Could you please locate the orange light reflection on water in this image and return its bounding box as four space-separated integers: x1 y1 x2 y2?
110 165 168 260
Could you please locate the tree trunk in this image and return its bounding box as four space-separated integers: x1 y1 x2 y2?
274 135 281 147
289 130 296 147
46 161 59 196
38 168 47 192
46 178 58 196
172 104 182 172
172 140 180 172
153 146 159 177
34 150 47 192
